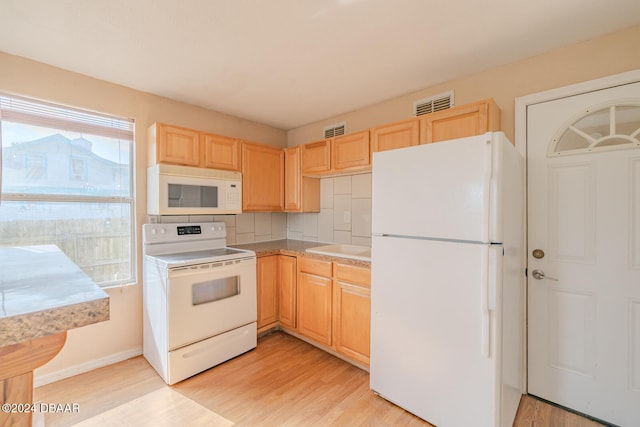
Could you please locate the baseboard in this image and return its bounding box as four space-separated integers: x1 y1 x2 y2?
34 347 143 387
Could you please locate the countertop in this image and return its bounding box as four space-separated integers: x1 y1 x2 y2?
0 245 110 346
231 239 371 268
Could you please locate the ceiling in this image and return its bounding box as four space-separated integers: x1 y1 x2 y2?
1 0 639 130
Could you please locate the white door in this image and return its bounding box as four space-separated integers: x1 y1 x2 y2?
527 81 640 425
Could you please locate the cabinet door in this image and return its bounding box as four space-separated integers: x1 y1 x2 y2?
298 258 332 345
277 255 297 330
332 130 371 171
371 118 420 152
202 133 241 171
333 263 371 365
242 142 284 211
284 147 301 211
154 123 201 166
301 140 331 174
285 147 320 213
420 98 501 144
257 255 278 332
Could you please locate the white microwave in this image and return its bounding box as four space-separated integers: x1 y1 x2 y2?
147 164 242 215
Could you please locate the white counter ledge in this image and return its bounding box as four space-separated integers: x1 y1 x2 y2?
0 245 110 426
0 244 110 347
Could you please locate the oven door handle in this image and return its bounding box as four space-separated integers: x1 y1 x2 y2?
168 257 255 278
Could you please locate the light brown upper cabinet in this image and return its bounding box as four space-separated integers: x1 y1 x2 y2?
149 122 242 171
301 139 331 174
371 118 420 153
241 142 284 212
284 146 320 212
201 132 241 171
149 123 200 167
332 130 371 172
420 98 501 144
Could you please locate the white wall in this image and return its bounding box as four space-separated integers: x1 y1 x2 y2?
288 25 640 147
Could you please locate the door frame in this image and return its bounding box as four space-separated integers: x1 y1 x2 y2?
514 68 640 393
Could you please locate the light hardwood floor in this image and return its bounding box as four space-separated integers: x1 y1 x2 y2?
34 332 605 427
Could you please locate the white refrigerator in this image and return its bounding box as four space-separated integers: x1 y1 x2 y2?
370 132 524 427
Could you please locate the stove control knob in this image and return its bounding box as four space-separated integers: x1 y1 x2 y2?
159 228 166 234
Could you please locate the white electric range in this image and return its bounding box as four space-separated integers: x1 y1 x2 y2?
142 222 257 385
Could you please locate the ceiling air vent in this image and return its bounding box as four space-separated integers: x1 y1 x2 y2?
323 121 346 139
413 91 454 116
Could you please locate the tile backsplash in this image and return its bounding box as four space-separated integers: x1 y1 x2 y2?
287 173 372 247
148 172 373 248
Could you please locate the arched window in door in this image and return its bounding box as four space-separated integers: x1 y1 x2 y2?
547 101 640 157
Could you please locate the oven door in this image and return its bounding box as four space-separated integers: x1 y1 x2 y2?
167 257 256 350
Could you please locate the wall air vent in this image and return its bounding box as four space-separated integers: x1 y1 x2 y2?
413 91 454 116
323 121 346 139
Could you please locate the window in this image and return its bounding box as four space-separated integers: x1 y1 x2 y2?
0 93 135 288
548 101 640 156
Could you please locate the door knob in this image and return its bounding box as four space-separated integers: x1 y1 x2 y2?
531 269 558 281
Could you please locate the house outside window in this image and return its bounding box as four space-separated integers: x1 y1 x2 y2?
26 152 46 179
70 156 88 181
0 93 136 288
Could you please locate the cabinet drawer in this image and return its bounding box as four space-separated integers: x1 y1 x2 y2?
299 257 332 277
334 263 371 287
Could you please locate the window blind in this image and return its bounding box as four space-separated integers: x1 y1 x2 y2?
0 93 134 140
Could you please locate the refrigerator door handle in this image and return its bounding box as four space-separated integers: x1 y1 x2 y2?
481 245 502 358
488 245 501 311
480 244 490 358
480 137 493 243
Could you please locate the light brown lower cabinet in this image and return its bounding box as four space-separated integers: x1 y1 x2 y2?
257 255 278 333
257 254 297 334
256 254 371 367
332 263 371 366
297 258 333 346
277 255 297 329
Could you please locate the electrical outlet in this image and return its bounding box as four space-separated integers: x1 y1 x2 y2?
343 211 351 224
